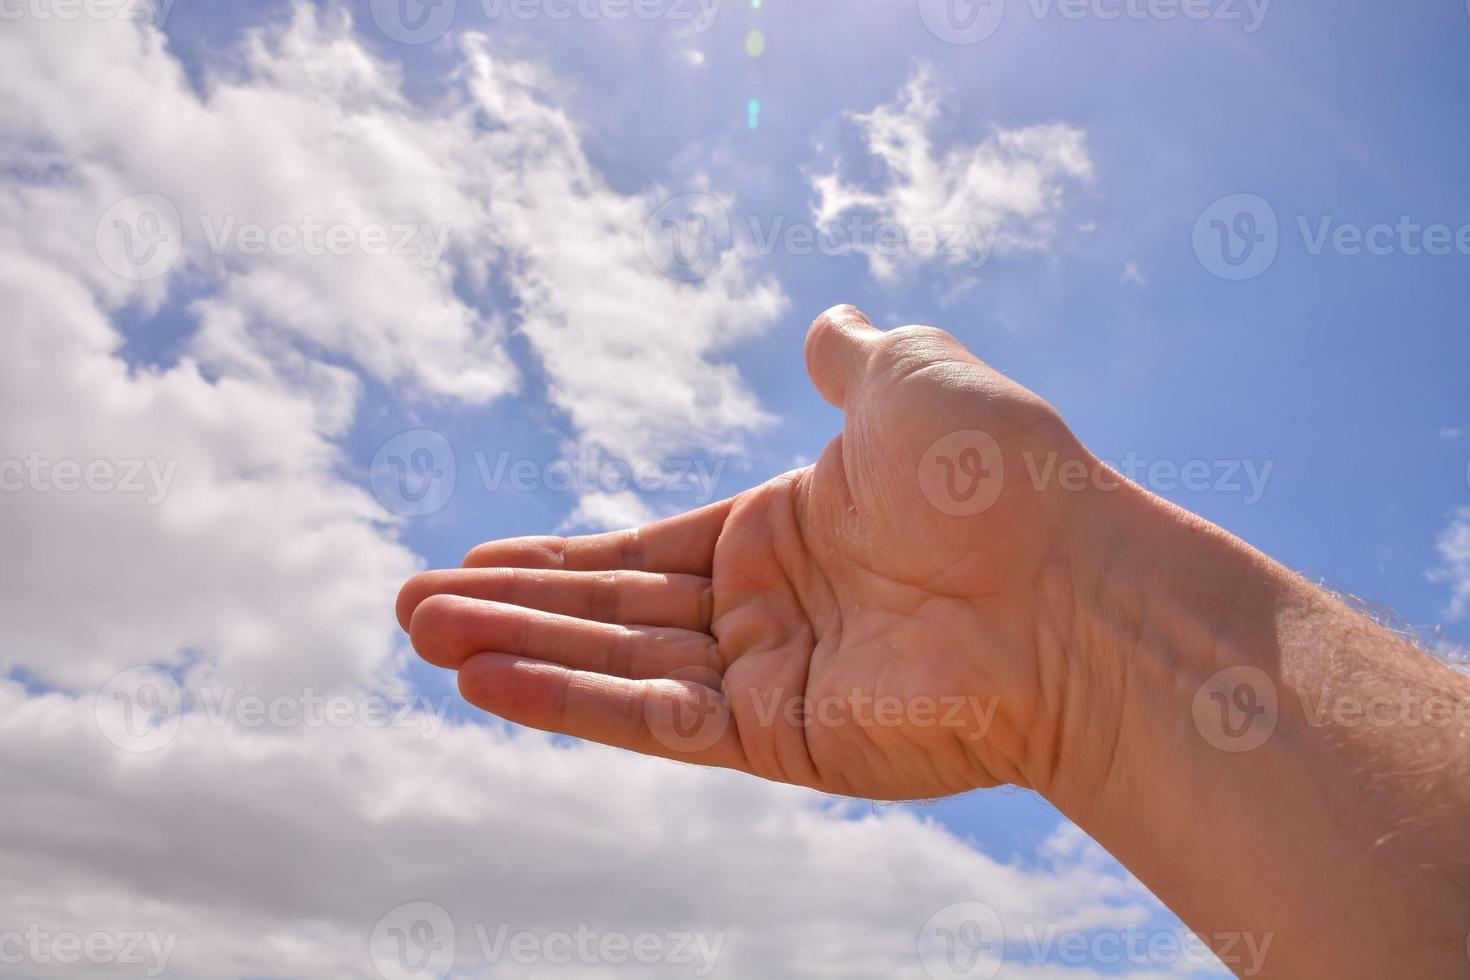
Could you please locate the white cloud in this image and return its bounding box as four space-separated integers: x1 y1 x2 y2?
560 489 664 532
458 45 786 462
0 246 416 697
0 2 783 468
0 7 514 405
1435 507 1470 619
0 678 1189 979
812 65 1093 279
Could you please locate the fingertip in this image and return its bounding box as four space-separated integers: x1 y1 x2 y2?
395 571 439 633
406 592 468 669
805 304 880 409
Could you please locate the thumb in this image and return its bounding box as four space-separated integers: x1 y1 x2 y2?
804 304 882 409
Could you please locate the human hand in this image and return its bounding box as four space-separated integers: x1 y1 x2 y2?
397 305 1119 801
397 306 1470 978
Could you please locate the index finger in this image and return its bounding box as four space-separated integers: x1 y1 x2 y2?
461 495 734 576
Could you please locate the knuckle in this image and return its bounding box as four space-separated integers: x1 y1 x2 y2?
592 570 621 623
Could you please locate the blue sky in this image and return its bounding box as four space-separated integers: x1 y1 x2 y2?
2 0 1467 976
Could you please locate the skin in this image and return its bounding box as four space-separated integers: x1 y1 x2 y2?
397 305 1470 978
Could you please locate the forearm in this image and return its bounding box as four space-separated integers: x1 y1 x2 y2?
1052 479 1470 978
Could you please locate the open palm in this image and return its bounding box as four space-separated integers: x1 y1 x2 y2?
398 306 1098 800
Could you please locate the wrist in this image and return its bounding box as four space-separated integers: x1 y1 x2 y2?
1035 471 1291 818
1035 473 1470 977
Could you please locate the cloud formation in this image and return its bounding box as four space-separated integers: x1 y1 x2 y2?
1436 506 1470 620
812 65 1093 279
